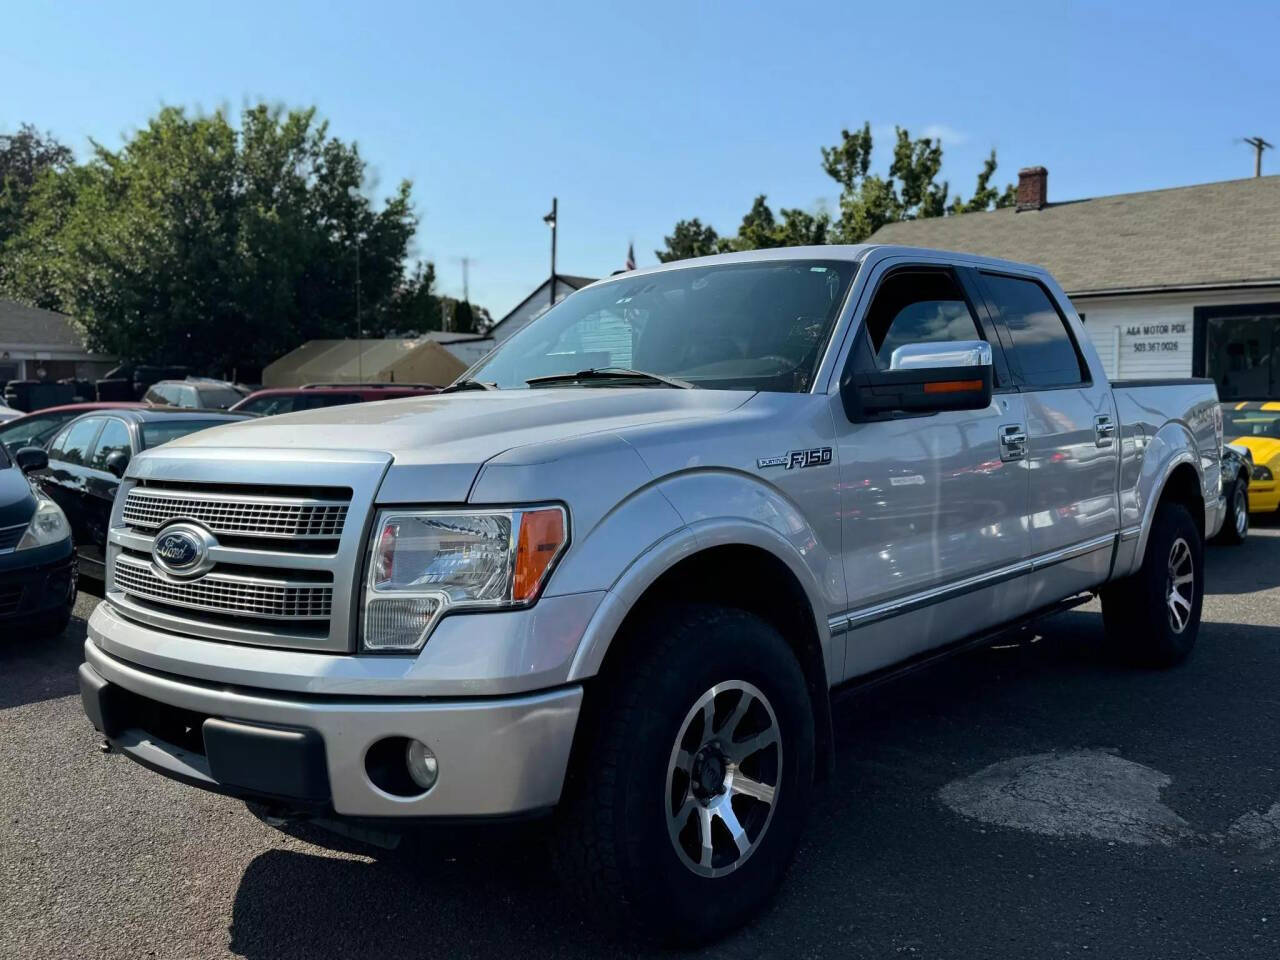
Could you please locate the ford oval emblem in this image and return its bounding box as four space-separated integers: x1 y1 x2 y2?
152 523 215 577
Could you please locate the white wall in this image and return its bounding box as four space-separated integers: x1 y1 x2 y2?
1075 286 1280 380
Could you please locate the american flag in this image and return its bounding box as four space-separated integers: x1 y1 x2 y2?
624 242 636 271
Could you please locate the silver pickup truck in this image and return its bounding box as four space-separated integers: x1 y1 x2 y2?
79 245 1223 940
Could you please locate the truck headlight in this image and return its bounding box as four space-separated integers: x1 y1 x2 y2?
360 506 568 652
16 496 70 551
1254 465 1274 481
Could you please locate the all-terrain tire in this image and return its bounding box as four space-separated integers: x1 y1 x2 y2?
553 604 815 943
1102 501 1203 666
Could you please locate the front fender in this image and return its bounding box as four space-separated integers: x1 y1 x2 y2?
568 468 841 683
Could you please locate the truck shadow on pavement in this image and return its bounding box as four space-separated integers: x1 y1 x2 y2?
226 596 1280 960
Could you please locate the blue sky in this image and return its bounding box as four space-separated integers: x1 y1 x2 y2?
3 0 1277 318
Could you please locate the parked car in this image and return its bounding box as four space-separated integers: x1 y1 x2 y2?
1220 401 1280 515
0 399 20 423
1215 443 1252 544
31 408 249 579
0 443 76 639
142 378 247 410
78 246 1223 941
0 402 147 457
230 383 439 416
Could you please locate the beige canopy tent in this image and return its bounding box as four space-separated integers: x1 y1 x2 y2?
262 335 492 388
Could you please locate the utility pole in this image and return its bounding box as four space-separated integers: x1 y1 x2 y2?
544 197 558 307
459 256 471 304
1242 136 1273 177
355 234 363 382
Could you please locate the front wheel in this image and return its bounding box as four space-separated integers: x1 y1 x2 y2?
1102 501 1203 666
553 605 815 943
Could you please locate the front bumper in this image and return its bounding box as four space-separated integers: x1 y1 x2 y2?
80 638 582 818
0 538 75 623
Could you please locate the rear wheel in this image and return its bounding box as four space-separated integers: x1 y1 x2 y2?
1102 501 1203 666
1215 478 1248 545
553 605 815 943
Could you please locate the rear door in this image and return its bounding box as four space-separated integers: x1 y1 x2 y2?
975 270 1119 607
834 260 1031 678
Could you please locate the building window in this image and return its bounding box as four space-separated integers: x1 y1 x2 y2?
1194 303 1280 401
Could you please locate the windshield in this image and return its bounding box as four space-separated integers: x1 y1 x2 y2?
471 259 858 392
1222 404 1280 440
141 420 234 449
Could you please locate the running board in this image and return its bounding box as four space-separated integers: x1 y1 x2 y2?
831 591 1097 703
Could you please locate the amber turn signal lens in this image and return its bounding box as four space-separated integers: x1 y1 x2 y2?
923 379 983 394
513 508 567 602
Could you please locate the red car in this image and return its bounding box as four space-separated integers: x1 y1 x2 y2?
0 402 147 456
230 383 439 416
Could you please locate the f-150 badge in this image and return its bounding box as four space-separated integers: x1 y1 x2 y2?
757 447 833 470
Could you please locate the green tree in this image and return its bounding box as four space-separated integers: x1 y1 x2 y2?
0 124 75 295
452 299 475 334
655 217 721 262
660 122 1015 251
2 104 419 377
367 260 441 336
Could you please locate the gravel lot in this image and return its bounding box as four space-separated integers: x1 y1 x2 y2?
3 527 1279 959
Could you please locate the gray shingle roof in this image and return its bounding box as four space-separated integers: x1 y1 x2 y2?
0 298 86 348
870 175 1280 296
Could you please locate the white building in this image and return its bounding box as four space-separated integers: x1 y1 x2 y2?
487 274 596 344
872 169 1280 400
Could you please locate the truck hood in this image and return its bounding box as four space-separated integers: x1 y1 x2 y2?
158 388 755 501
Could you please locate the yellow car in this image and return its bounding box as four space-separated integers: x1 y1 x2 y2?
1222 401 1280 514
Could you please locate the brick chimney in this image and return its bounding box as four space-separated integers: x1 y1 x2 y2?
1016 166 1048 211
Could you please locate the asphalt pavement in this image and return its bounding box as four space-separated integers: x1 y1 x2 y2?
3 527 1279 959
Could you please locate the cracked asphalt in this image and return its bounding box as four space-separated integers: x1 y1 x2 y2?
2 526 1279 959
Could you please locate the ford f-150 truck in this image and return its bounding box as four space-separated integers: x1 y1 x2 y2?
78 245 1223 940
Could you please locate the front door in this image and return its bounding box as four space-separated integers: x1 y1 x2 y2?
835 262 1031 679
975 270 1119 607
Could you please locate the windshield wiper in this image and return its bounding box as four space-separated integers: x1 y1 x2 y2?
441 378 498 393
526 367 696 389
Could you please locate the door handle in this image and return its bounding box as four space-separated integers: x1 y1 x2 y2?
999 424 1027 461
1094 415 1116 448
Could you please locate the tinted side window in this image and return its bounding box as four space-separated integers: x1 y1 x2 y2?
89 419 132 470
50 418 104 466
982 273 1086 388
864 269 985 369
143 385 171 405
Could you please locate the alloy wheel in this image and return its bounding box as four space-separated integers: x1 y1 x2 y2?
1166 536 1194 633
664 680 781 878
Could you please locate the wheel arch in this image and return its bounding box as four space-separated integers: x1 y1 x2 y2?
569 525 837 781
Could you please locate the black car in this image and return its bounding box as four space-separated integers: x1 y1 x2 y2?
0 444 77 639
1216 443 1252 545
31 408 250 579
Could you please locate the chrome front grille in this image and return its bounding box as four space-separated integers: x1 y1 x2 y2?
105 454 387 653
122 488 348 540
113 554 333 620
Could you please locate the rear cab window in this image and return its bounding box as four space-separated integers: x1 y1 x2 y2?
980 272 1088 388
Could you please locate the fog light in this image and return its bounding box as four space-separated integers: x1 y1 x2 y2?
405 739 438 791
